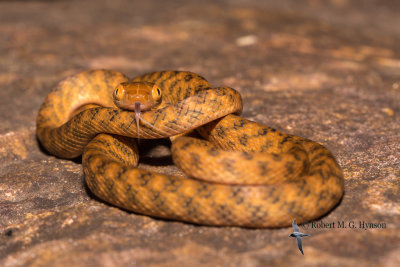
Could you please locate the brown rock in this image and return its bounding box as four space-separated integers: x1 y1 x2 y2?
1 0 399 266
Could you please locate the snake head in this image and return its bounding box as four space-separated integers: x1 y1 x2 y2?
113 81 162 111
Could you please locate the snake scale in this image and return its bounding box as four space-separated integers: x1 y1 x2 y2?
36 70 344 228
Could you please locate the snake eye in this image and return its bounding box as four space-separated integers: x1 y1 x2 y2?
114 85 124 101
152 85 162 101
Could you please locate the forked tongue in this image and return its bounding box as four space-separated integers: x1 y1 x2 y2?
134 101 141 140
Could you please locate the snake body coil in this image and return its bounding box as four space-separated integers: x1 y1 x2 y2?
37 70 344 228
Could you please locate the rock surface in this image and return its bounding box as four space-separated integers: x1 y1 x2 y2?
1 0 399 266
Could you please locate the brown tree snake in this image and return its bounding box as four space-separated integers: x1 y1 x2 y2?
36 70 344 228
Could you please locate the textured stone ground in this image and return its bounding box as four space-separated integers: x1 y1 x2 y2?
1 0 399 266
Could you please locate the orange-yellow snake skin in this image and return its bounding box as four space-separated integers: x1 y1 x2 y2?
36 70 344 228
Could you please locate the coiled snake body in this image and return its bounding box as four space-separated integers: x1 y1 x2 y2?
36 70 344 228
